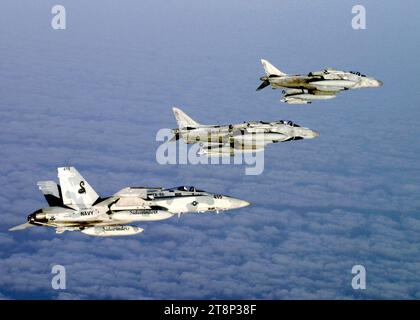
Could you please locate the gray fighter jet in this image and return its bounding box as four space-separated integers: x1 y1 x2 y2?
170 107 319 156
9 167 249 237
257 59 383 104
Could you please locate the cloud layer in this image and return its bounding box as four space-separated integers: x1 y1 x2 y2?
0 0 419 299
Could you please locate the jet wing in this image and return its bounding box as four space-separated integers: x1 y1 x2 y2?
113 187 156 199
110 197 152 210
197 140 224 148
198 141 266 156
93 196 120 207
309 85 345 93
104 189 153 210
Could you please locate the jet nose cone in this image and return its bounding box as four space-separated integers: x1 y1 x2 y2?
302 130 320 139
365 78 383 87
375 79 383 87
229 198 251 209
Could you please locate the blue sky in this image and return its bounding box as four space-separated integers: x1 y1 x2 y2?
0 0 419 299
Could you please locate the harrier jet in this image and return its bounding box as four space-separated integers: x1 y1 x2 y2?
9 167 249 237
170 107 319 156
257 59 383 104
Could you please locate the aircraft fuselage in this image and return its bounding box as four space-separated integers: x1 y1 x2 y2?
27 188 249 230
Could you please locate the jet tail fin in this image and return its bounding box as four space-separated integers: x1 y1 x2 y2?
57 167 100 208
172 107 201 129
37 181 64 207
261 59 287 77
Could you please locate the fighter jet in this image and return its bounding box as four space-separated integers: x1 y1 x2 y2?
170 107 319 156
257 59 383 104
9 167 250 237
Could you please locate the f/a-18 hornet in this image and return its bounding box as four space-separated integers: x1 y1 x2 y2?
257 59 383 104
9 167 250 237
170 107 319 156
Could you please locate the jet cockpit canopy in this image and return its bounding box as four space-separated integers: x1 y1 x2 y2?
349 71 366 77
167 186 205 193
277 120 300 127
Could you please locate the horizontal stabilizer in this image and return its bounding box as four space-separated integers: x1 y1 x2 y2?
9 222 35 231
256 80 270 91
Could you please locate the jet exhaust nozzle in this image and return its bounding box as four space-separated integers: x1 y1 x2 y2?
168 129 180 142
27 209 45 223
